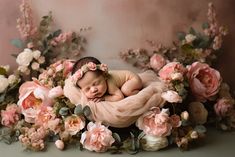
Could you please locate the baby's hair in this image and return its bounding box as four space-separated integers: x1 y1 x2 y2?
72 56 103 76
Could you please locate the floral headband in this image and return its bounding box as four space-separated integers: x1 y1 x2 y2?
71 62 108 85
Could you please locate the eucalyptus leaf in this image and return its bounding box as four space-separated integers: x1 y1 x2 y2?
0 91 7 103
83 106 91 117
194 125 207 133
74 104 83 115
202 22 209 29
10 39 24 48
59 107 69 116
177 32 186 41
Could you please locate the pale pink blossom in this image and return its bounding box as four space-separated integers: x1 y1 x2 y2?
161 90 182 103
136 107 172 137
181 111 189 120
185 34 197 43
31 62 40 70
80 122 115 152
37 56 45 64
214 98 234 117
17 81 53 123
0 75 9 93
188 102 208 124
64 115 86 135
8 74 18 85
55 140 65 150
1 104 20 127
48 86 64 99
158 62 186 81
32 50 41 60
187 62 222 101
150 54 166 72
47 118 61 134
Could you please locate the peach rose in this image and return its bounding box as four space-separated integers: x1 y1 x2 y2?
158 62 186 81
187 62 222 101
80 122 115 152
17 81 53 123
136 108 172 137
64 115 85 135
150 54 166 72
188 102 208 124
35 106 56 127
214 98 234 117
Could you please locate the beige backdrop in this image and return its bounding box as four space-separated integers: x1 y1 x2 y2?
0 0 234 89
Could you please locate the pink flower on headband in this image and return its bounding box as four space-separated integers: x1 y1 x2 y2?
71 62 108 85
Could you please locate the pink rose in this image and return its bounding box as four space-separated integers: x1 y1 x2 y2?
63 60 74 77
161 90 182 103
64 115 85 135
150 54 166 72
17 81 53 123
136 107 172 137
1 104 20 127
87 62 97 71
214 98 234 117
187 62 222 101
49 86 64 99
158 62 186 81
80 122 115 152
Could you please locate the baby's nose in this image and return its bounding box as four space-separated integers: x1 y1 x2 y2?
90 87 98 93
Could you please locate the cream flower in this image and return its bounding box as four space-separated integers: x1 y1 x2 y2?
33 50 41 60
16 48 34 66
185 34 197 43
161 90 182 103
140 134 168 151
0 75 9 93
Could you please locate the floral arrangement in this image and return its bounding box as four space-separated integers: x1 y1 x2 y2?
0 0 234 154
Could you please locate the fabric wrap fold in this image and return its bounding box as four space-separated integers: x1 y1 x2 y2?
64 70 165 128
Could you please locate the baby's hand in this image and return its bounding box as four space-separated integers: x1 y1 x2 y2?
89 97 105 102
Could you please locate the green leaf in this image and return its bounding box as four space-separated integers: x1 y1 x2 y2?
0 67 7 75
181 44 193 52
112 133 121 143
83 106 91 117
53 29 62 38
202 22 209 29
74 104 83 115
189 27 196 35
59 107 69 116
177 32 186 41
0 91 7 103
10 39 24 48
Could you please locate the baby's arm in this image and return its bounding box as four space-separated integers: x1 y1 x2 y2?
104 80 124 102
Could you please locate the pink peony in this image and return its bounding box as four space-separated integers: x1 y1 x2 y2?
64 115 86 135
158 62 186 81
136 107 172 137
1 104 20 127
150 54 166 72
48 86 64 99
214 98 234 117
187 62 222 101
17 81 53 123
80 122 115 152
35 106 56 127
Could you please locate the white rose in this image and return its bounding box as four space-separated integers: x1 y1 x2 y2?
31 62 40 70
16 49 34 66
8 74 17 85
161 90 182 103
185 34 196 43
140 134 168 151
33 50 41 60
0 75 9 93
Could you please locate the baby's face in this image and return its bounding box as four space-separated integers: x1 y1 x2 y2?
77 71 107 99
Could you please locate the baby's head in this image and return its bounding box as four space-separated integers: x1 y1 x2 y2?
71 56 108 99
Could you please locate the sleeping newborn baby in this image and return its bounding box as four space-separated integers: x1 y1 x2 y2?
71 56 142 102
